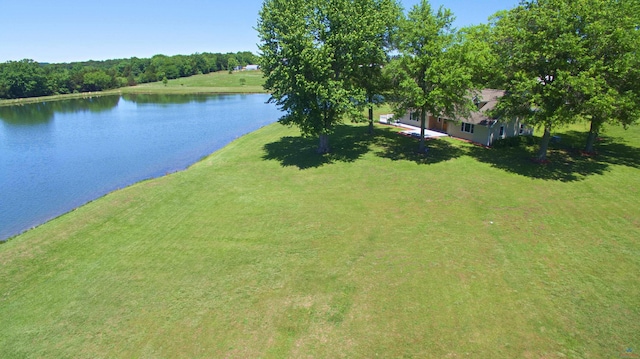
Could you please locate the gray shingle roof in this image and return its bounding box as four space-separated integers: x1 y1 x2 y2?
467 89 504 126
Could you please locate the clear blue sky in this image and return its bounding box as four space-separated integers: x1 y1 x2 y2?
0 0 519 64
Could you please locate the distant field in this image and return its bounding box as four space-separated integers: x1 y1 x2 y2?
1 113 639 357
121 70 266 94
0 70 266 106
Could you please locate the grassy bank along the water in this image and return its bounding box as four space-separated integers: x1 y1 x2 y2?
1 116 639 358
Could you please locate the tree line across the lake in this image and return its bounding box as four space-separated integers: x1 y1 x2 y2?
258 0 640 159
0 51 257 100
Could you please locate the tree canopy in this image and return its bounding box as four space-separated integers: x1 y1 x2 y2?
0 51 258 100
386 0 476 152
491 0 640 159
257 0 401 153
570 0 640 152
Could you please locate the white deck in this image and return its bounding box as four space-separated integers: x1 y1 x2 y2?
396 124 448 138
379 114 448 138
380 117 448 138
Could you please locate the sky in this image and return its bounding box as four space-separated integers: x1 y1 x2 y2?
0 0 519 64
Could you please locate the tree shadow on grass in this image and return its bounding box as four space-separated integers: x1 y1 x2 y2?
564 130 640 169
466 130 640 182
262 124 373 169
262 124 466 169
373 127 465 165
467 145 607 182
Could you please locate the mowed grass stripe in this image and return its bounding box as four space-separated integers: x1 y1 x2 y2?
1 120 639 358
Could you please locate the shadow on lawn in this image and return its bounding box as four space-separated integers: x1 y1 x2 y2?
262 124 373 169
590 136 640 170
263 125 464 169
467 130 640 182
263 125 639 176
373 127 465 164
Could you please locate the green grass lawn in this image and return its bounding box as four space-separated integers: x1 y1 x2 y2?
1 116 639 358
121 70 266 94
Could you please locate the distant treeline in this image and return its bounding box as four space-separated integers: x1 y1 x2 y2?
0 51 258 100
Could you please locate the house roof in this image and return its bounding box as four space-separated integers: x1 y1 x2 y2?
435 89 504 126
467 89 504 126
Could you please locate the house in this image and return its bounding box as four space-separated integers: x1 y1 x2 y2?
243 64 260 71
385 89 534 146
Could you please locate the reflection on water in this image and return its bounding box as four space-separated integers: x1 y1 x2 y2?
0 102 55 125
0 93 279 241
122 93 211 105
0 96 120 124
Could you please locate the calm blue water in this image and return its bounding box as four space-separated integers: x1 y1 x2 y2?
0 94 280 241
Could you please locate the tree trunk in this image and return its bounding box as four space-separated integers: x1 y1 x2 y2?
536 125 551 161
317 133 330 154
419 106 427 152
368 105 374 135
584 118 602 153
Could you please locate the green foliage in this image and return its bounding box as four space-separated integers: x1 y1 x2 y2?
458 24 505 89
0 59 50 99
227 57 239 74
45 69 72 95
491 134 536 148
82 70 116 92
490 0 640 158
569 0 640 151
350 0 402 129
0 51 259 100
151 54 180 79
387 0 476 151
258 0 400 153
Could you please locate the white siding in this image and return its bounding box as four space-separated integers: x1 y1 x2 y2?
446 117 533 146
395 110 534 146
397 111 422 127
447 121 492 146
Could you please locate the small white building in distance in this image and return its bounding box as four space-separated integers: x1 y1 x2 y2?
244 65 260 71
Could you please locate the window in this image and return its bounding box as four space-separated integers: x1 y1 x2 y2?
461 122 474 134
499 126 505 137
410 111 420 122
519 124 525 134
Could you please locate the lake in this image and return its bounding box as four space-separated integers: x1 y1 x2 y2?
0 93 281 241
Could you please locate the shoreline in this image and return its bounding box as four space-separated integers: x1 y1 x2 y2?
0 120 278 244
0 71 268 107
0 90 121 107
0 89 276 242
0 87 268 107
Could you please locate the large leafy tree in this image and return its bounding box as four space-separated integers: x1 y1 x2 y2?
458 24 505 90
492 0 583 161
227 57 239 74
257 0 400 153
492 0 640 160
572 0 640 153
351 0 401 135
0 60 50 99
82 69 116 92
387 0 476 152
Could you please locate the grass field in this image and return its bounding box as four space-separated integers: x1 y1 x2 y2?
0 71 266 107
120 70 266 95
1 114 639 357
